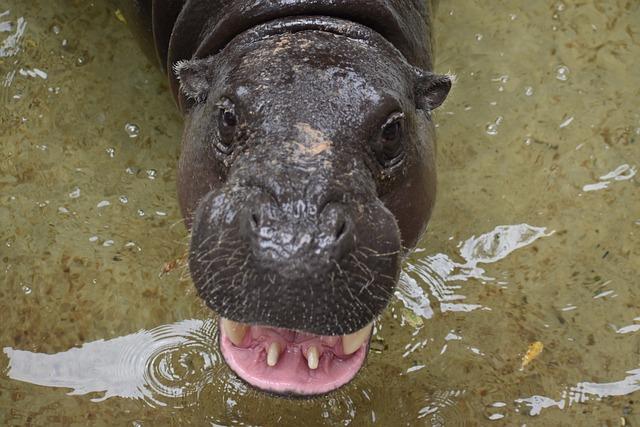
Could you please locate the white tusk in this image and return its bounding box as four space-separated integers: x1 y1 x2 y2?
220 318 248 347
342 322 373 355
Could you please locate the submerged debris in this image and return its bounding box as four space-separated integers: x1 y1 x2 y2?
520 341 544 370
160 254 188 276
114 9 127 24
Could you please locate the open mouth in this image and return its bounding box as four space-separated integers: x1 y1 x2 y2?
219 318 373 396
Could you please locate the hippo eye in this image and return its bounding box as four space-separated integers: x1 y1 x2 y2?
375 112 405 169
216 98 237 154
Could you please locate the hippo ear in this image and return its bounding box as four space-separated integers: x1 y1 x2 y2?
414 70 454 111
173 56 217 102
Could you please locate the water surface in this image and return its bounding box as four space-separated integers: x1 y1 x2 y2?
1 0 639 425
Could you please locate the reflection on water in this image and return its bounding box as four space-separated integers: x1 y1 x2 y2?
418 388 467 424
398 223 553 316
614 318 640 335
4 320 219 408
0 11 25 58
517 368 640 416
0 9 26 103
583 163 637 192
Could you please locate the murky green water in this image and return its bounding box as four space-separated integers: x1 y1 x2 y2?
1 1 638 425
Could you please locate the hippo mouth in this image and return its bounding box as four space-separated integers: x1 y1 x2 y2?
219 318 373 396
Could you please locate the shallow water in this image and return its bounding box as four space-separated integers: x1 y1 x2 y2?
1 0 638 425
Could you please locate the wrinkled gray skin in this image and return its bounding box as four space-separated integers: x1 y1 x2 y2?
120 1 451 336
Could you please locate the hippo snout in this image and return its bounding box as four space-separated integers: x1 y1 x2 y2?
189 164 402 338
242 195 355 279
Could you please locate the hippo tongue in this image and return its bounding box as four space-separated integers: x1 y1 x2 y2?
219 319 372 395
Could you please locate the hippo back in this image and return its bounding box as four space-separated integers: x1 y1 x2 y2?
117 0 437 107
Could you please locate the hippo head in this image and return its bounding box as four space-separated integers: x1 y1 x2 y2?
174 17 450 396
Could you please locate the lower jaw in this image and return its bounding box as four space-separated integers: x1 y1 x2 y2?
219 319 371 396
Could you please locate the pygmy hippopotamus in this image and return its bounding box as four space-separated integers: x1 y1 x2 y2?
119 0 451 396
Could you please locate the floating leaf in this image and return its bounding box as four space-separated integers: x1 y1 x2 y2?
520 341 543 370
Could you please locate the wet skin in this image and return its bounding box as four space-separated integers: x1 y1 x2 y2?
121 0 451 395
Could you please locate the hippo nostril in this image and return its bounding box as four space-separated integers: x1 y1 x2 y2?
251 212 260 229
330 213 354 262
335 219 347 241
320 202 352 247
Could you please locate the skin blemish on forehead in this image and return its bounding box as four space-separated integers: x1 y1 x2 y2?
294 122 333 155
272 36 291 54
297 39 313 50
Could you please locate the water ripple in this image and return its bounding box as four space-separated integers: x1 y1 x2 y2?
0 11 26 58
398 224 553 316
3 319 219 408
516 369 640 416
418 389 468 426
582 164 637 192
1 10 27 103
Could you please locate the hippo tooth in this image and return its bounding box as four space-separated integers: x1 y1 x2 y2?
220 318 248 347
267 342 281 367
342 322 373 355
307 345 320 370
